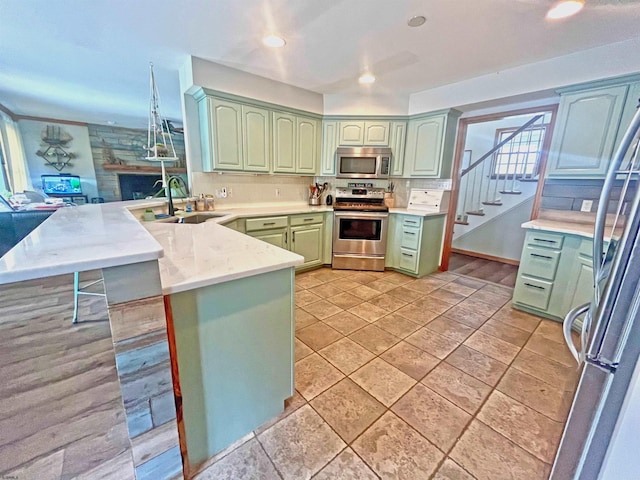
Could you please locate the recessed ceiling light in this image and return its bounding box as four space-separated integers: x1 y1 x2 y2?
407 15 426 27
358 74 376 85
546 0 584 19
262 34 286 48
107 121 116 125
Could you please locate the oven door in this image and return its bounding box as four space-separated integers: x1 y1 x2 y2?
332 211 389 256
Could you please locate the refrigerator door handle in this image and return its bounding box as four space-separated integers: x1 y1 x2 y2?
563 302 591 364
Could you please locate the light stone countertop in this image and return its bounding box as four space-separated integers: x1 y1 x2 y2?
522 219 621 241
0 203 163 284
0 199 449 289
144 222 303 295
388 208 447 217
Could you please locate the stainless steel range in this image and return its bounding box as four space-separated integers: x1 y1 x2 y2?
332 186 389 272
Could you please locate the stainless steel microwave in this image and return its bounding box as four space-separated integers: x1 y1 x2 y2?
336 147 392 179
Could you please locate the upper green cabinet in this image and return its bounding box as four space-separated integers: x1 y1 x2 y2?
196 90 320 175
404 110 460 178
199 97 270 172
338 121 390 146
320 121 338 176
273 113 319 175
546 83 633 178
389 121 407 176
199 98 244 171
272 112 296 173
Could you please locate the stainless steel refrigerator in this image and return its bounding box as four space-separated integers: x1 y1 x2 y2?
551 100 640 479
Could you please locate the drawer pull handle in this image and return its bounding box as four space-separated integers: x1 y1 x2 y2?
404 231 416 235
304 218 314 221
401 252 414 257
530 253 552 260
524 282 545 290
534 238 557 244
263 222 276 226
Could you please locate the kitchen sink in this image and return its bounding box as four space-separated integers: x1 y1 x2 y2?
160 212 227 224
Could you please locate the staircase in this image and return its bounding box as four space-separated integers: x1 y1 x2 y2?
455 114 545 230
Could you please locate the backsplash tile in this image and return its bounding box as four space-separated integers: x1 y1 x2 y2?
541 178 637 214
192 172 452 208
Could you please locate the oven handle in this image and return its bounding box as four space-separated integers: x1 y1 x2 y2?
334 211 389 219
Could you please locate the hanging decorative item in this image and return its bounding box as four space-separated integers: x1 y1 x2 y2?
144 62 178 190
37 125 75 171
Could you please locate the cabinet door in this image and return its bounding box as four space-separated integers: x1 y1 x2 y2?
242 105 270 172
338 121 365 145
614 82 640 168
296 117 318 175
547 85 628 177
363 122 390 145
320 121 338 176
272 112 296 173
291 224 323 267
405 114 446 177
570 256 594 310
389 121 407 176
210 98 243 170
249 229 288 250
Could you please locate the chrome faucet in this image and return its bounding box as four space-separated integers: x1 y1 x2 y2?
165 175 189 217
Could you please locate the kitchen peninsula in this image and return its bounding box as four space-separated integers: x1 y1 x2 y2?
0 200 305 479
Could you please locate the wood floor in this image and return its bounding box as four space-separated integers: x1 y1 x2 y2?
448 253 518 287
0 273 135 479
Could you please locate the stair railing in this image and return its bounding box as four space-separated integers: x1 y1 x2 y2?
456 114 545 224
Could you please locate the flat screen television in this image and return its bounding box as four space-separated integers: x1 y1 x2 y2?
41 174 82 195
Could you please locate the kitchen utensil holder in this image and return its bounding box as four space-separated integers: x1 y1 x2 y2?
309 196 321 206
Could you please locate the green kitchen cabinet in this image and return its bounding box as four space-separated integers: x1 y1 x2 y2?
241 105 271 172
320 121 338 176
338 121 390 146
296 116 319 174
272 112 296 173
385 213 445 277
290 224 323 268
248 229 288 249
404 110 460 178
513 230 602 323
546 84 629 178
273 113 319 175
198 97 270 172
200 97 244 171
389 121 407 176
614 82 640 168
245 213 327 270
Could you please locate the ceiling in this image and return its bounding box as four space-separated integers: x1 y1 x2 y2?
1 0 639 127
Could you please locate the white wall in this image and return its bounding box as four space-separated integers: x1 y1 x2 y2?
18 120 98 200
323 93 409 116
187 57 324 114
409 36 640 115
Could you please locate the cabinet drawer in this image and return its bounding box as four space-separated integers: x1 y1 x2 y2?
526 231 564 250
402 216 422 228
290 213 324 226
401 226 420 250
520 246 561 280
245 216 288 231
515 276 553 311
399 248 419 273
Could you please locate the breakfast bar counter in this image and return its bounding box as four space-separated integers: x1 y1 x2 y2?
0 200 304 479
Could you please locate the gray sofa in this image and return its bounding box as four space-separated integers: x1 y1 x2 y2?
0 210 54 257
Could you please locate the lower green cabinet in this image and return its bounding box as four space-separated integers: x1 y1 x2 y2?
386 214 445 277
245 213 325 270
513 230 598 322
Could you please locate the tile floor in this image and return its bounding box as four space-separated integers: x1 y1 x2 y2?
194 267 581 480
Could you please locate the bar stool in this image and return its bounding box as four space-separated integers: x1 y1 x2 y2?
73 272 106 323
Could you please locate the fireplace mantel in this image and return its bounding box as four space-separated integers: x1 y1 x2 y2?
102 164 187 174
